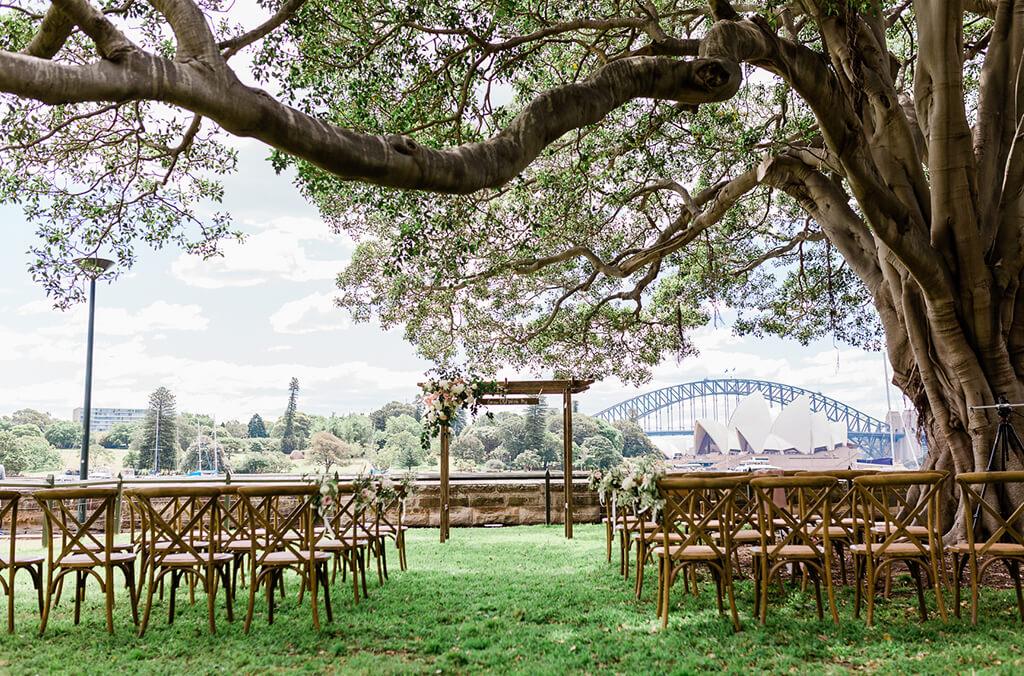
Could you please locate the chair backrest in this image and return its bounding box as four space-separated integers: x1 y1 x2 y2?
798 469 880 534
853 471 948 558
0 490 19 569
236 485 318 563
749 475 838 556
318 483 365 541
956 471 1024 553
657 476 748 556
32 487 119 569
126 486 223 565
217 485 254 547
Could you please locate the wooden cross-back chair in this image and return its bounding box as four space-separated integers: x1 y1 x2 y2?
371 485 409 573
850 471 949 626
798 469 880 584
632 471 743 597
126 486 234 636
655 475 746 631
236 485 332 633
316 483 371 603
217 485 259 596
952 471 1024 624
32 487 138 635
0 491 43 633
748 475 839 625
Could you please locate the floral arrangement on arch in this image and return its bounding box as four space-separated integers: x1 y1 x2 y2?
419 368 499 450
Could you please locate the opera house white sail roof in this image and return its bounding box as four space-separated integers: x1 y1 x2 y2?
691 392 849 455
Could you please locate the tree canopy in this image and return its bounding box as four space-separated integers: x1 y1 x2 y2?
4 0 1024 531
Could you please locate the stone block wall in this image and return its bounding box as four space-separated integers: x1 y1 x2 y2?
3 480 604 533
402 479 602 527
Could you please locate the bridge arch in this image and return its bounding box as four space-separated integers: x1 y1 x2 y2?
592 378 897 457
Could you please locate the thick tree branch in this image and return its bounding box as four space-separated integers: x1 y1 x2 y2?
0 48 740 193
23 4 76 59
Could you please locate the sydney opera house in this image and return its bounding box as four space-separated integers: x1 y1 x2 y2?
691 392 849 455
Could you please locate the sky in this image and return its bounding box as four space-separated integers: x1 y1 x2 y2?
0 137 902 425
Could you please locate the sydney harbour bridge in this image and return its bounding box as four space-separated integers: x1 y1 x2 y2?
592 378 901 458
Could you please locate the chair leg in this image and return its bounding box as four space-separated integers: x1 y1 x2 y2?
39 572 58 637
605 520 612 563
5 568 12 634
267 570 276 626
808 565 823 621
206 565 217 635
952 554 963 620
168 570 179 625
381 541 389 581
123 564 139 627
908 561 928 622
634 540 645 599
1008 560 1024 623
866 559 877 627
724 567 741 633
853 555 863 619
73 571 83 626
220 565 235 623
320 563 333 624
243 567 258 634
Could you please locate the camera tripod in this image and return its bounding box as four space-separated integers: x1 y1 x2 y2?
971 396 1024 531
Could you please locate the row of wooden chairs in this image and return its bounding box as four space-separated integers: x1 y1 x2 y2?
0 482 409 635
605 469 1024 631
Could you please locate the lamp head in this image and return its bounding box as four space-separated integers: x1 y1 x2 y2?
73 257 115 278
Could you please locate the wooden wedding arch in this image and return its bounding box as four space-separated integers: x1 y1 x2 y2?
429 379 592 543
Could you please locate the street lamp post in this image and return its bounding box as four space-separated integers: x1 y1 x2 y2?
74 257 114 500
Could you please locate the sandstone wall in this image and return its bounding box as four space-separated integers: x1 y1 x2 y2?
3 480 603 532
402 479 602 527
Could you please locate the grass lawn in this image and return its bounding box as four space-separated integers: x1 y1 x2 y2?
1 524 1023 674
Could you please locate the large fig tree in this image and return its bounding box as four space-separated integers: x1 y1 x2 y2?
1 0 1020 533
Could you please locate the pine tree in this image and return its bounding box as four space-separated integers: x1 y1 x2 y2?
523 400 548 462
281 378 299 454
247 413 268 438
135 387 178 473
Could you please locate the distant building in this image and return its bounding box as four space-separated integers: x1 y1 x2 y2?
73 407 148 432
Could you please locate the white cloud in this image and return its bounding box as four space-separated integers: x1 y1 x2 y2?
18 300 209 336
270 292 350 335
170 216 351 289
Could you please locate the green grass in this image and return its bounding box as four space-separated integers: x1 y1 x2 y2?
2 525 1024 674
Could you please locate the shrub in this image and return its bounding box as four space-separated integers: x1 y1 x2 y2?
248 438 281 454
237 453 293 474
483 459 506 472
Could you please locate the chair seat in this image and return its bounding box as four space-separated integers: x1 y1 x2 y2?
73 541 134 554
870 525 929 538
224 539 258 551
652 545 724 561
809 526 852 539
317 537 373 551
643 531 687 543
949 542 1024 556
61 551 137 567
155 539 209 551
158 552 234 566
749 545 821 559
0 553 44 566
260 550 330 565
849 542 931 557
617 521 659 533
732 529 762 543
